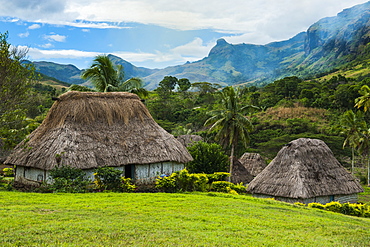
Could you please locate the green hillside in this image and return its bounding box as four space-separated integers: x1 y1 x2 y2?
0 191 369 246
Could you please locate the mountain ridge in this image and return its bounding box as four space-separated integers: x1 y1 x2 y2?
33 1 370 90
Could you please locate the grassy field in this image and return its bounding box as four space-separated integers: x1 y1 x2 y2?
0 191 369 246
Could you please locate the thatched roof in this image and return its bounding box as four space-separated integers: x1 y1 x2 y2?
176 135 203 147
247 138 364 199
231 157 254 184
5 91 193 170
238 153 267 177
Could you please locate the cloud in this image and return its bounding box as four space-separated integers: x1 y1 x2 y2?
0 0 367 45
18 31 29 38
24 46 99 59
82 29 90 32
43 33 67 42
28 24 41 29
171 38 214 61
39 43 54 48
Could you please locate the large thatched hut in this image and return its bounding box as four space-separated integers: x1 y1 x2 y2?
5 91 193 186
247 138 364 204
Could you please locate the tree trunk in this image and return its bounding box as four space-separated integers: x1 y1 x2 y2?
229 143 235 182
351 147 355 175
367 156 370 187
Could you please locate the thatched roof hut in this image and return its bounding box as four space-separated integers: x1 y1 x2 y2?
231 157 254 184
247 138 364 204
238 153 267 177
176 135 203 147
6 91 192 185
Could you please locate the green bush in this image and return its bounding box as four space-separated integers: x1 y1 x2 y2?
308 202 325 210
2 168 14 177
186 141 229 173
155 169 209 192
44 166 90 193
305 201 370 218
211 181 246 194
325 201 342 213
120 177 137 192
206 172 230 183
94 167 123 191
155 175 177 193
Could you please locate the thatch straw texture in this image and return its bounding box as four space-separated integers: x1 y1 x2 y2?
247 138 363 199
238 153 267 177
6 91 193 170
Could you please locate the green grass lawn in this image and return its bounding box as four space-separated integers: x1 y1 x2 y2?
0 191 369 246
359 185 370 204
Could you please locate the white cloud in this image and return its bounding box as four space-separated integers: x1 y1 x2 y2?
0 0 367 45
43 33 67 42
39 43 54 48
24 46 99 59
18 31 29 38
171 38 214 61
82 29 90 32
28 23 41 29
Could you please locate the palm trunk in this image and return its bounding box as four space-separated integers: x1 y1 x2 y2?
367 156 370 187
351 147 355 175
229 143 235 183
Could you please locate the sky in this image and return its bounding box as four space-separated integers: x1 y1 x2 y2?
0 0 368 69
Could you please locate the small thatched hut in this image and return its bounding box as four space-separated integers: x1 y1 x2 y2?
230 157 254 184
5 91 193 186
237 153 267 178
247 138 364 204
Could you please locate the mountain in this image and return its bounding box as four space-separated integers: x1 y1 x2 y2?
33 2 370 89
33 55 158 87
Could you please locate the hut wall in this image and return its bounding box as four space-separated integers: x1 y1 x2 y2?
15 166 50 184
134 162 184 185
15 163 184 186
253 193 359 204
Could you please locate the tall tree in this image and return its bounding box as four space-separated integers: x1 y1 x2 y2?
340 110 366 174
204 86 258 180
177 78 191 93
0 32 37 150
157 76 178 97
81 55 148 97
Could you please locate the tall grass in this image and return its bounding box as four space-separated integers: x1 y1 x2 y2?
0 191 369 246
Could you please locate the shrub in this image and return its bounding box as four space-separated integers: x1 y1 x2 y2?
120 177 137 192
94 167 123 191
50 165 86 180
294 202 306 207
186 141 229 173
45 166 90 193
2 168 14 177
206 172 230 183
211 181 246 194
155 175 177 193
308 202 325 210
325 201 342 213
155 169 209 192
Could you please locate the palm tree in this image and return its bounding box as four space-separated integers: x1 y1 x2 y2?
81 55 148 97
340 110 366 174
81 55 121 92
355 85 370 112
204 86 258 180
